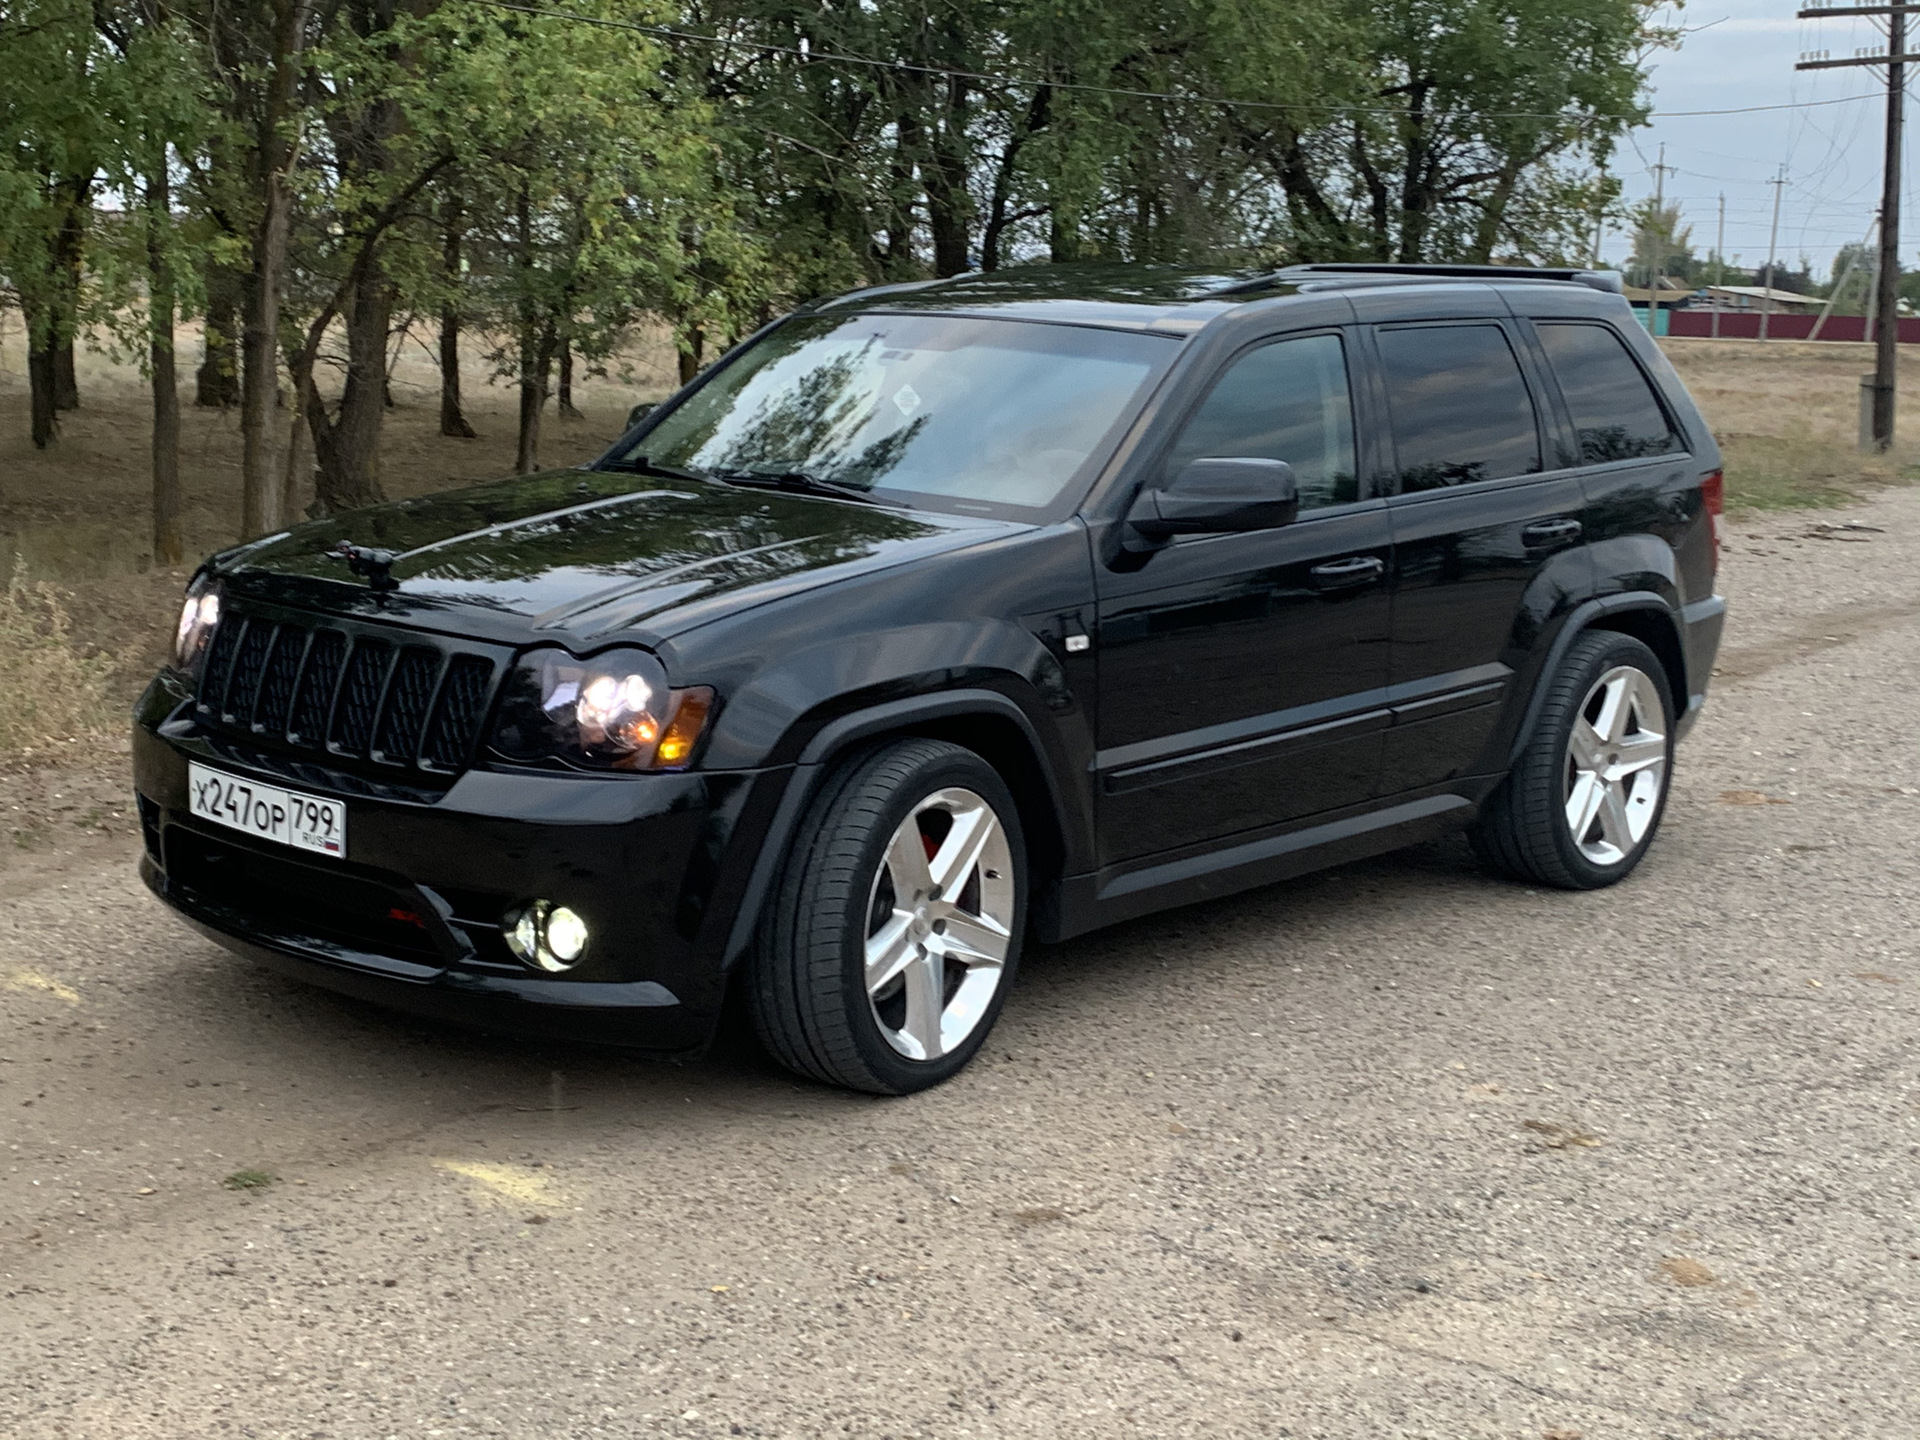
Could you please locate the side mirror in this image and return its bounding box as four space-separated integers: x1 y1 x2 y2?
1126 457 1299 544
624 401 656 431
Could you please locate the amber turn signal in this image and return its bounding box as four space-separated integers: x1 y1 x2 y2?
653 687 714 770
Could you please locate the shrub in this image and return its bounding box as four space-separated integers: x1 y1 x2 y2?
0 559 123 757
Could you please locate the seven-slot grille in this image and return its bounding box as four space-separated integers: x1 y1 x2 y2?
195 611 499 774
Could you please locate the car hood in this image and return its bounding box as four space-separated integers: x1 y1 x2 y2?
212 469 1022 648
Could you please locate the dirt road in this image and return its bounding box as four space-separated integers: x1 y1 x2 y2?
4 493 1918 1440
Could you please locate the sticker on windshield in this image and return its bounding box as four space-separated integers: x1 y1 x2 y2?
892 383 922 418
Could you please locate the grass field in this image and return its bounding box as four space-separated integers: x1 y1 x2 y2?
0 323 1910 759
1661 337 1920 511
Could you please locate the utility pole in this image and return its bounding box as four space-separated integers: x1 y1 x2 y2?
1714 192 1727 338
1761 167 1787 341
1649 144 1678 332
1798 3 1907 449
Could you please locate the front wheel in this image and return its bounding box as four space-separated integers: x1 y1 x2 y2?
747 739 1026 1094
1472 631 1675 890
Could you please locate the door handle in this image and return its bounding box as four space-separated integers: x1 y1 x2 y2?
1308 555 1387 590
1521 517 1583 548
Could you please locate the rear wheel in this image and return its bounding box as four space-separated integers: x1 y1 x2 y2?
1472 631 1674 889
747 739 1025 1094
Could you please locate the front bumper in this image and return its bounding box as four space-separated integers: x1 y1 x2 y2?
134 675 788 1055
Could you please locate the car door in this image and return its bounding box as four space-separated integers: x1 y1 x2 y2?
1370 317 1595 794
1527 316 1695 601
1093 329 1393 865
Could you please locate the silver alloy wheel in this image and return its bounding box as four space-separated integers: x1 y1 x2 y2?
1563 664 1668 867
863 786 1015 1062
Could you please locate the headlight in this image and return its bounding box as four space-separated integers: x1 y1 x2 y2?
488 646 714 772
173 576 221 671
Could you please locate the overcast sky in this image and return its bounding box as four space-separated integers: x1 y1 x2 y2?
1613 1 1911 280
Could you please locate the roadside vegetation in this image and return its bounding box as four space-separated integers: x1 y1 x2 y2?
0 559 122 758
1662 339 1920 512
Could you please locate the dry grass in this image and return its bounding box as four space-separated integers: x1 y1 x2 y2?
1661 338 1920 511
0 560 125 758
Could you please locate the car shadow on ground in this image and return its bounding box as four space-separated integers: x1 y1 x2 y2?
129 831 1514 1134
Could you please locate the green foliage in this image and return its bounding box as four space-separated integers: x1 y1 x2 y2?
1 0 1665 527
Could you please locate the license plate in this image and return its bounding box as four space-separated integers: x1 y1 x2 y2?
188 762 347 859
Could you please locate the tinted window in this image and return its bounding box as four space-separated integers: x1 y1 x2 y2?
625 313 1169 517
1377 324 1541 491
1164 333 1357 510
1537 322 1678 463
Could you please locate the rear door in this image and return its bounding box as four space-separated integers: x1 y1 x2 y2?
1369 317 1594 794
1093 329 1392 864
1528 316 1695 595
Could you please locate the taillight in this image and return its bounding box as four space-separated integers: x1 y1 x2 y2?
1700 469 1724 577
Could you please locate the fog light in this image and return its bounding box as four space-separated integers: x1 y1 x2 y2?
503 900 589 973
544 906 588 963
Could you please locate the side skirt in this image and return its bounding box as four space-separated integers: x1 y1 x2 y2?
1046 777 1501 941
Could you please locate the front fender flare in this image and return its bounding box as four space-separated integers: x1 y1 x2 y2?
719 688 1079 968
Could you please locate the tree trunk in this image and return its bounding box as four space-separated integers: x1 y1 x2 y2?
148 163 184 567
516 320 557 475
438 202 474 436
53 342 79 411
557 338 579 417
918 82 973 277
514 188 552 474
50 174 88 411
308 273 391 512
241 0 312 538
26 319 59 449
677 324 705 385
439 309 474 437
197 261 242 406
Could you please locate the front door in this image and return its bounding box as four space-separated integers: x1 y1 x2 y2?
1093 330 1392 865
1370 319 1594 794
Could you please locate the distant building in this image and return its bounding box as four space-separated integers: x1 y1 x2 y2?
1621 278 1694 307
1695 284 1819 312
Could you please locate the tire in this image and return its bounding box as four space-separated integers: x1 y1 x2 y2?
747 738 1027 1094
1471 631 1675 890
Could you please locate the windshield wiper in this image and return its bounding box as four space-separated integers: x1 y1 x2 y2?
710 466 887 507
605 454 709 484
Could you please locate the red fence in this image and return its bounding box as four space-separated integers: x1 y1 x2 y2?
1663 310 1920 343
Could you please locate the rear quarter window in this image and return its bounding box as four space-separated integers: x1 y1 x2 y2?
1536 322 1680 463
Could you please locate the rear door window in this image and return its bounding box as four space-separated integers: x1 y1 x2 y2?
1376 324 1542 492
1164 332 1358 510
1536 321 1680 463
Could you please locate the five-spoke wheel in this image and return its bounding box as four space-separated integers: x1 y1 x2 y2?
863 788 1015 1062
748 739 1026 1094
1472 630 1675 889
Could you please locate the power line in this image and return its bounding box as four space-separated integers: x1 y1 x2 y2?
469 0 1890 124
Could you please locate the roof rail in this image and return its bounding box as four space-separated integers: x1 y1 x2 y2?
1218 263 1625 297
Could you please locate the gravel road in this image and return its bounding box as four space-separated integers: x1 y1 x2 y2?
4 492 1918 1440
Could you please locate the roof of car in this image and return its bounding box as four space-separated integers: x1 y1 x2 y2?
806 262 1627 333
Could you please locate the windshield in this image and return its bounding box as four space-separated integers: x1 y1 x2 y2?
616 313 1173 517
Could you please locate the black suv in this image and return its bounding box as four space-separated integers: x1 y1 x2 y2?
135 263 1726 1093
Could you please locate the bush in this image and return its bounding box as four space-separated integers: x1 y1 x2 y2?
0 560 124 757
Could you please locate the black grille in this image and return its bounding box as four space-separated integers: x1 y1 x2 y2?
224 620 276 722
289 630 347 744
423 655 492 769
165 825 444 961
332 639 391 754
193 610 499 778
373 648 439 762
254 628 306 734
197 618 244 718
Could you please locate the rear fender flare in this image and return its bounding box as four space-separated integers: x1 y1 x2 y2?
1506 593 1686 766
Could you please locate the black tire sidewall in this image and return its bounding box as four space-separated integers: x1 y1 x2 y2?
816 743 1027 1094
1538 633 1676 887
